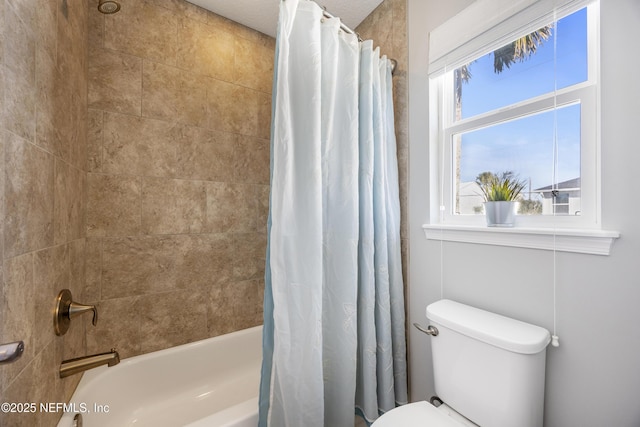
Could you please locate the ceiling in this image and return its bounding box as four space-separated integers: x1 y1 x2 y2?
186 0 384 38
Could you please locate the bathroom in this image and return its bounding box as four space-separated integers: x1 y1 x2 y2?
0 0 639 426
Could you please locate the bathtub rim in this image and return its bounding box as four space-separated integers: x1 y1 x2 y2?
79 325 263 384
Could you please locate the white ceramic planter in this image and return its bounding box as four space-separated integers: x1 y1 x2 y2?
484 201 518 227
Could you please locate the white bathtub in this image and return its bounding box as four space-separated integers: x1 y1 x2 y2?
57 326 262 427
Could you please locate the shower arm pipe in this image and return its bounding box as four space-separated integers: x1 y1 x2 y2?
319 6 397 75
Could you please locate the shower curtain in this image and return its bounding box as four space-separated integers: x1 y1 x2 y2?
259 1 407 426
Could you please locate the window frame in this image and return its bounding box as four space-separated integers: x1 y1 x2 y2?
429 1 601 231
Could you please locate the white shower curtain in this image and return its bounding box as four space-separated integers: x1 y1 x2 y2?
259 1 407 426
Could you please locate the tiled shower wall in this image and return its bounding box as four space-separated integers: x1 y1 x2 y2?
0 0 405 424
85 0 273 359
0 0 89 425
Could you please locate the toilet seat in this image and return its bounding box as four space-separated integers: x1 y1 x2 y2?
372 401 477 427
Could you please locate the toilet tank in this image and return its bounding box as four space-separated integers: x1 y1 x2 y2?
426 300 550 427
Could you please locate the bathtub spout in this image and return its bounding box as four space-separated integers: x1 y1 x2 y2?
60 349 120 378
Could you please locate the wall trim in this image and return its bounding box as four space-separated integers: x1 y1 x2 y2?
422 224 619 255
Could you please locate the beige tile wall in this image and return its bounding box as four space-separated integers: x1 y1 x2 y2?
356 0 409 283
0 0 89 425
0 1 405 424
85 0 273 359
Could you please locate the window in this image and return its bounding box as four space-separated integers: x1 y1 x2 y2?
429 1 600 229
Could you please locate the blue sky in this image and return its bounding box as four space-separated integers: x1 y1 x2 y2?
458 7 587 191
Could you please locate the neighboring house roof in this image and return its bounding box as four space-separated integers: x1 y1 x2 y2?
533 177 581 192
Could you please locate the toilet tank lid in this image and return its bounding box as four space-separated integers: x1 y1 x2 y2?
426 299 551 354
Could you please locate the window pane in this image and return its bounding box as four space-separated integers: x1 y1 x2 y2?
553 193 570 215
455 104 581 216
453 7 588 120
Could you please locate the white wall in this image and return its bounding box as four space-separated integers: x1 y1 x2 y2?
407 1 640 426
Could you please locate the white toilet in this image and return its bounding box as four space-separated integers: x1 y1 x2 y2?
373 299 551 427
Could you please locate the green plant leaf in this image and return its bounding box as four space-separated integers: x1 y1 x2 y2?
476 171 526 202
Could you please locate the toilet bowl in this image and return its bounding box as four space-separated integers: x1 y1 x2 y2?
373 401 477 427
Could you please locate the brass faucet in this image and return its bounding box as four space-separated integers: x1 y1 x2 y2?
59 349 120 378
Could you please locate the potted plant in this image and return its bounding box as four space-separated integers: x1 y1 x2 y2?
476 171 526 227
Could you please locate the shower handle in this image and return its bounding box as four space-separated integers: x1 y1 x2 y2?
54 289 98 336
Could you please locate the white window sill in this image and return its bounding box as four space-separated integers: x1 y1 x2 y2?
422 224 620 256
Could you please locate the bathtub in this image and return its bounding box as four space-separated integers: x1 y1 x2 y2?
57 326 262 427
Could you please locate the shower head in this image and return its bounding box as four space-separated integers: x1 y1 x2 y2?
98 0 121 14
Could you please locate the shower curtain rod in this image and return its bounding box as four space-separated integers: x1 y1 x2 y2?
318 4 398 75
320 8 362 41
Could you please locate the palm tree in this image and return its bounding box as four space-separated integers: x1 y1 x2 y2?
454 26 553 104
453 26 552 213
